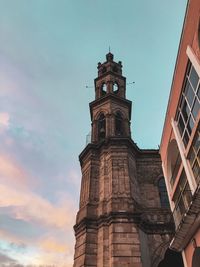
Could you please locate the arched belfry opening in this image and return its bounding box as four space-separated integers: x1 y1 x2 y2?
101 83 107 96
113 82 119 94
158 248 184 267
95 52 126 100
115 112 123 136
98 113 106 141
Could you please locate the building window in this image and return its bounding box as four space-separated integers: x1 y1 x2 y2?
158 177 170 208
188 124 200 184
115 112 123 136
176 62 200 147
167 139 182 187
173 170 192 225
98 114 106 141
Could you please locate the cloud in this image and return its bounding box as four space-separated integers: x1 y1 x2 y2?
0 184 76 229
67 169 81 188
0 154 32 189
0 252 17 264
0 112 10 127
0 112 10 134
39 236 70 254
0 221 74 266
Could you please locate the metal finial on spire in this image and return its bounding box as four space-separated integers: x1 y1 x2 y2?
106 47 113 61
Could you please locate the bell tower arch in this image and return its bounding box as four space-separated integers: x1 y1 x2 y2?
95 52 126 99
90 52 131 143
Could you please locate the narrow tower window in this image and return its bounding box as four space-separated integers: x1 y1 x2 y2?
113 82 119 94
158 177 170 208
98 114 106 141
115 112 123 136
101 83 107 96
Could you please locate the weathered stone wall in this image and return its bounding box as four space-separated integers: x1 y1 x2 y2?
137 152 162 208
74 140 174 267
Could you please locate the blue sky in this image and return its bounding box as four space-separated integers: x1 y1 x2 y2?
0 0 187 266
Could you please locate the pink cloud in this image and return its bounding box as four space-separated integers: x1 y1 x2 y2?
0 153 79 266
0 184 76 229
0 154 34 189
0 226 74 266
0 181 76 265
0 112 10 134
0 112 10 127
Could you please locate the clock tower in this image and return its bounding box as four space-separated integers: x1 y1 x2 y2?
73 53 174 267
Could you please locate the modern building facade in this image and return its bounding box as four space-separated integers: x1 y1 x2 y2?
160 1 200 267
73 53 176 267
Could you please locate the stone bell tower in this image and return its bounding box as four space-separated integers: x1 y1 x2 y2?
73 53 174 267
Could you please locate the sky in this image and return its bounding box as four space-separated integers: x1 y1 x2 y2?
0 0 187 266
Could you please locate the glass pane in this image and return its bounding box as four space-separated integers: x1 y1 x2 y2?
183 183 192 209
198 85 200 100
192 98 200 120
187 115 194 134
192 160 200 182
178 114 185 136
188 147 195 165
179 197 185 215
175 206 182 223
171 153 181 186
189 66 199 91
193 133 200 153
185 81 195 107
182 100 190 123
183 130 189 146
180 170 187 189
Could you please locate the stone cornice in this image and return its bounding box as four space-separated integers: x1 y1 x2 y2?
89 93 132 120
79 137 160 166
74 207 174 236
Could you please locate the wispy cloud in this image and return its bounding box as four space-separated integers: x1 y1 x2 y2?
0 252 17 265
0 112 10 127
0 154 33 189
0 184 75 229
0 153 77 265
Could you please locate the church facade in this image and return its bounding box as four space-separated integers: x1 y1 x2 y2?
73 53 175 267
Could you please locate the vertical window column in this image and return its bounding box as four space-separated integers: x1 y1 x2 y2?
177 63 200 147
171 118 196 193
